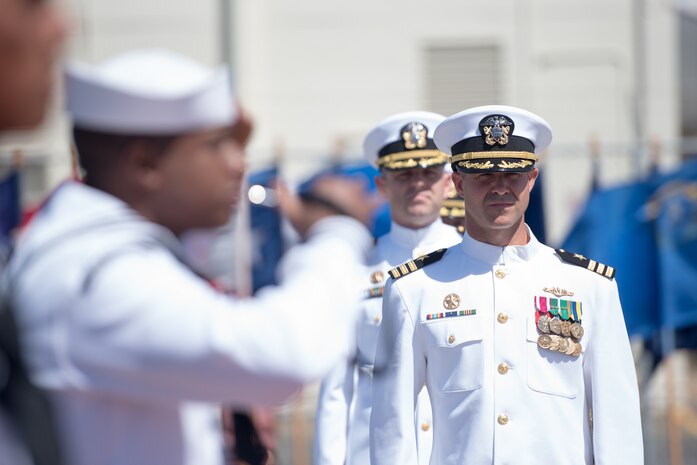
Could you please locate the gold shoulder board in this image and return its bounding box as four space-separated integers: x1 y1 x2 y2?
555 248 616 280
387 248 448 280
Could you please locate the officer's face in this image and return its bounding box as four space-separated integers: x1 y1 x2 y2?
454 169 538 239
152 120 250 235
0 0 67 130
377 165 450 229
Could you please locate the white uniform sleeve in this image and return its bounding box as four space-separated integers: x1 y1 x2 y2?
370 279 424 465
313 355 355 465
29 216 371 407
583 279 644 464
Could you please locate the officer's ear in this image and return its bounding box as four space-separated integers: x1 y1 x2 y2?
452 172 465 198
527 168 539 191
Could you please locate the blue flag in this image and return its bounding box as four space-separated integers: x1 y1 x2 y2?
247 167 285 293
0 170 21 257
650 160 697 333
526 168 547 244
562 179 659 339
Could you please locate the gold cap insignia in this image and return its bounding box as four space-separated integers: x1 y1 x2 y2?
401 122 428 150
480 115 513 146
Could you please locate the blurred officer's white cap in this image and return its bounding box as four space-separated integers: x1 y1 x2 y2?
363 111 448 171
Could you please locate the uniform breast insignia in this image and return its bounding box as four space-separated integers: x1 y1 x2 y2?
364 286 384 300
534 295 584 357
370 270 385 284
442 293 461 310
426 309 476 321
387 248 447 280
542 286 574 297
555 249 616 280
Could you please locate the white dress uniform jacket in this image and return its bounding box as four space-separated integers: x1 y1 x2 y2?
370 230 643 465
5 182 371 465
314 220 461 465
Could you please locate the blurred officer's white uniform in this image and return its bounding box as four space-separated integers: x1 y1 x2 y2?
314 112 461 465
4 50 372 465
370 106 643 465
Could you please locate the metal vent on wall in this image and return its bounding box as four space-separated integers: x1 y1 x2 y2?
424 44 502 117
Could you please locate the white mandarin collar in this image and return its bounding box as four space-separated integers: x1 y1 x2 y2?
460 226 542 265
389 219 451 250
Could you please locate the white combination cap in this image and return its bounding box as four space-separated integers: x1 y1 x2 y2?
363 111 448 170
434 105 552 173
65 48 238 135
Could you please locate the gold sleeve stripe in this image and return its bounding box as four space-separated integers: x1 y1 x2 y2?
399 264 408 275
407 261 417 272
587 260 597 271
605 266 615 278
596 263 605 275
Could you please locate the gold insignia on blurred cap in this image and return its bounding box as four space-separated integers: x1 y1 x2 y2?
401 122 428 150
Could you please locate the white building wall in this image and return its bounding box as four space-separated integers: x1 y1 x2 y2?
233 0 680 242
0 0 681 243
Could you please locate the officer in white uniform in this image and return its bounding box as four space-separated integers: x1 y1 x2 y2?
313 112 462 465
4 49 374 465
370 105 643 465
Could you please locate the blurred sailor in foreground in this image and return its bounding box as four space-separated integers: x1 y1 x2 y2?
4 49 375 465
0 1 68 464
314 112 461 465
370 105 643 465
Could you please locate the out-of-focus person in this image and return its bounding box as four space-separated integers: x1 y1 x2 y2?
370 105 643 465
0 0 67 130
0 1 68 464
313 112 461 465
439 163 466 233
4 48 376 465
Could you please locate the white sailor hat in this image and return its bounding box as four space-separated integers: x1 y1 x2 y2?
363 111 449 170
65 49 238 135
434 105 552 173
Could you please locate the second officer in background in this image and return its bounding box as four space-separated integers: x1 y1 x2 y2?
313 112 462 465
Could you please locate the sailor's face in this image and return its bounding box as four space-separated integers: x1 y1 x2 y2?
0 0 67 129
155 120 250 233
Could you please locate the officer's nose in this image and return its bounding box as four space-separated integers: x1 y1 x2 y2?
490 175 510 196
